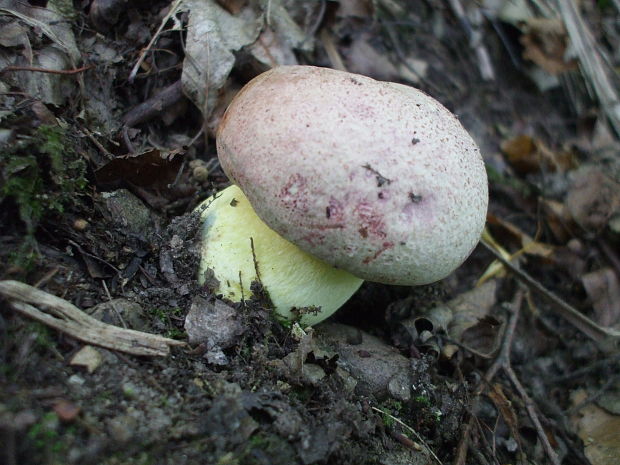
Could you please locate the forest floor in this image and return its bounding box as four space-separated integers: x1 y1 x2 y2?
1 1 620 464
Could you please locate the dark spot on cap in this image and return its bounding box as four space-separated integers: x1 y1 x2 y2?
409 192 423 203
325 206 331 218
230 198 239 207
411 137 420 145
359 227 368 238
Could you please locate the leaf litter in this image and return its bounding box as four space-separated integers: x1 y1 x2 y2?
2 1 620 464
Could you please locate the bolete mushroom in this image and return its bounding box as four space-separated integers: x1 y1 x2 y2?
198 65 488 326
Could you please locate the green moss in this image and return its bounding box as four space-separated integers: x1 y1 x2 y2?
413 395 431 407
26 411 74 462
485 163 533 196
1 124 87 270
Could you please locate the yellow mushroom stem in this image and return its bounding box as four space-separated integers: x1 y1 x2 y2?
197 185 363 326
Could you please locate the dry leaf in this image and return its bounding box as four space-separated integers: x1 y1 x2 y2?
488 384 521 451
94 149 183 193
520 17 577 74
571 389 620 465
181 0 260 117
70 345 104 373
566 167 620 233
540 198 574 243
582 268 620 328
53 399 81 422
500 134 576 175
249 27 298 68
447 280 499 354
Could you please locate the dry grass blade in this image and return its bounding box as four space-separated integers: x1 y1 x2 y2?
0 280 185 357
370 406 443 465
557 0 620 136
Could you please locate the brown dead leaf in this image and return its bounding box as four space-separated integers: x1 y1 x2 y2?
571 389 620 465
94 149 183 193
488 384 521 452
582 268 620 328
540 198 575 243
566 167 620 233
53 400 81 422
447 280 500 357
520 17 577 74
500 134 576 175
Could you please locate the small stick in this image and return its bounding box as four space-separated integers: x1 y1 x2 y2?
505 365 560 465
0 65 93 75
128 0 184 82
481 239 620 348
122 79 184 127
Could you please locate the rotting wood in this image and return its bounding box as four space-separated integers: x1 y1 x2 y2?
0 280 185 357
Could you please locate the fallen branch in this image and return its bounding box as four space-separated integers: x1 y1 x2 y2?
0 280 185 357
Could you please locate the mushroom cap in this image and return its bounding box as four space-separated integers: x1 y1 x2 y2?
217 66 488 285
197 185 363 326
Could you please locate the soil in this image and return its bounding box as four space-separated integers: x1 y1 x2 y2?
1 1 620 465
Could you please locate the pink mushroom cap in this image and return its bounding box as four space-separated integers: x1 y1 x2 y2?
217 66 488 285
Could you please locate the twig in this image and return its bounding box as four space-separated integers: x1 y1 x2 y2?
79 126 115 160
565 374 620 415
101 279 127 329
456 291 560 465
481 239 620 350
33 267 59 289
0 65 93 75
598 240 620 279
550 353 620 383
128 0 184 82
370 406 443 465
305 0 326 40
0 280 185 357
122 79 184 127
505 365 559 465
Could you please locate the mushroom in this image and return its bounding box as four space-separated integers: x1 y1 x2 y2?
198 65 488 326
197 185 363 326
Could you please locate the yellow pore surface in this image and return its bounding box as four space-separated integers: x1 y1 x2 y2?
197 185 363 326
